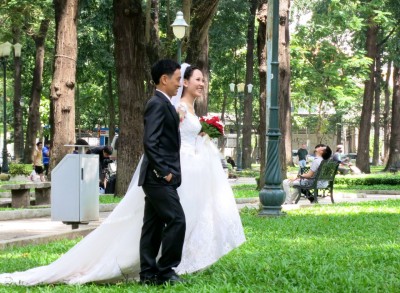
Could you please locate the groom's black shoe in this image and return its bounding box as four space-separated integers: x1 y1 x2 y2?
158 273 186 285
139 275 159 286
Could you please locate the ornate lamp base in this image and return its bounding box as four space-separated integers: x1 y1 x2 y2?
259 187 286 217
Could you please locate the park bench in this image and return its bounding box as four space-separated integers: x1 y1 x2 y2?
389 161 400 174
1 182 51 208
294 160 339 204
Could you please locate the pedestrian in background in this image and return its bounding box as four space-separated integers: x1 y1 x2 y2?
32 141 45 182
297 143 309 169
42 141 50 176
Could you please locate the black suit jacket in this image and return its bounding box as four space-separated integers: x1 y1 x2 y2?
138 90 181 187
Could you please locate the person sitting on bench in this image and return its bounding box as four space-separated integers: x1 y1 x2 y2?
332 145 351 175
283 144 332 204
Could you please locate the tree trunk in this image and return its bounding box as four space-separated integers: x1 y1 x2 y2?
278 0 292 174
242 0 257 169
372 52 381 165
257 0 267 189
383 60 392 163
113 0 147 195
385 66 400 170
24 19 50 164
50 0 78 172
218 92 228 153
186 0 219 117
12 27 24 163
234 91 241 169
145 0 160 66
356 17 378 173
336 121 342 145
107 70 116 143
183 0 191 38
145 0 151 43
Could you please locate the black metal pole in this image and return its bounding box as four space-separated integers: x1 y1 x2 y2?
1 57 8 173
258 0 285 216
177 38 182 64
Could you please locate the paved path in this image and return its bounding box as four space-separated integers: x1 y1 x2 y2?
1 178 400 249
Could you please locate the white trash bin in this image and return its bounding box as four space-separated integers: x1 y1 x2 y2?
51 153 99 229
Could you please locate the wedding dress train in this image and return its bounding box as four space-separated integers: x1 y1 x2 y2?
0 111 245 285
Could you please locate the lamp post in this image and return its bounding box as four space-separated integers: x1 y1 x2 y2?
229 82 253 171
258 0 285 216
171 11 188 64
0 42 21 173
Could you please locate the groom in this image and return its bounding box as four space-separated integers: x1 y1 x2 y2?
138 59 186 285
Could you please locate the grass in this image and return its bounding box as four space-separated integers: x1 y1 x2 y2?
0 200 399 292
232 184 259 198
99 195 122 204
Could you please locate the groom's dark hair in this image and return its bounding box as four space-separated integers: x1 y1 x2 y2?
151 59 181 85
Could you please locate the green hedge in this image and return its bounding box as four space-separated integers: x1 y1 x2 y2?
8 164 33 176
335 175 400 186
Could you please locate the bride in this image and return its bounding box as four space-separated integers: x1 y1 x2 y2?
0 63 246 285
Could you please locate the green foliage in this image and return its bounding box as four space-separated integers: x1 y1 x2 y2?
8 164 32 176
200 121 223 138
291 0 374 135
208 0 260 127
76 0 117 132
0 173 10 181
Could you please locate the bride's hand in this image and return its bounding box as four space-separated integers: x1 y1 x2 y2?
199 132 207 137
177 109 185 122
176 105 186 122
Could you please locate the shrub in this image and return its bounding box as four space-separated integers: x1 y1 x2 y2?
9 164 32 177
335 175 400 186
0 173 10 181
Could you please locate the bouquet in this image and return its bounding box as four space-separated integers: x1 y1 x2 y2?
199 115 225 138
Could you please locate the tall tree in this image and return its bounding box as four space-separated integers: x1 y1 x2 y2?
256 0 267 189
356 15 378 173
382 60 392 162
385 65 400 168
278 0 292 173
50 0 78 171
145 0 160 66
12 26 23 162
113 0 147 195
23 19 50 163
241 0 257 169
372 51 382 165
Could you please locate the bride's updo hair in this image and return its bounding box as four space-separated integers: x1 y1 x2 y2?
183 65 201 80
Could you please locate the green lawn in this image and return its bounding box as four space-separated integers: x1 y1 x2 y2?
0 200 399 292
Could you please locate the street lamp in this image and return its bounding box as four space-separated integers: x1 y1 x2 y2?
229 82 253 171
258 0 285 216
171 11 188 64
0 42 21 173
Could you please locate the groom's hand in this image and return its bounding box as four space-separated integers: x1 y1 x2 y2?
164 173 173 182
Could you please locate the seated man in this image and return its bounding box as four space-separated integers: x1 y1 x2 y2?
283 144 332 204
332 145 350 175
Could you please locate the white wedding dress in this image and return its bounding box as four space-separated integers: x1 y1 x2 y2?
0 108 245 285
